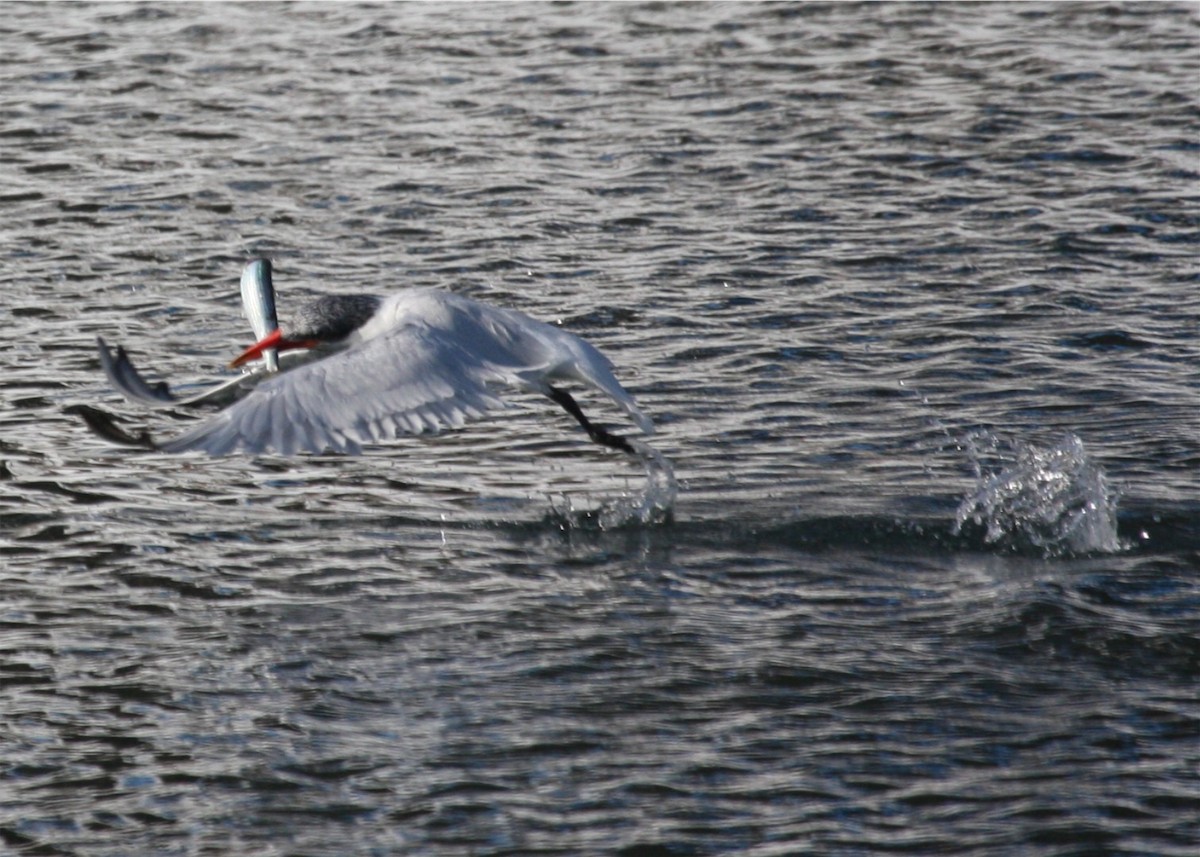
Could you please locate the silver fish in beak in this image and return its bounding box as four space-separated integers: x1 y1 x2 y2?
239 258 280 373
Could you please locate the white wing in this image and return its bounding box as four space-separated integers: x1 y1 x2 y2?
159 289 652 456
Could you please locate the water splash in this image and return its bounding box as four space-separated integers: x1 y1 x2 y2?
550 441 677 530
954 431 1122 555
604 440 677 528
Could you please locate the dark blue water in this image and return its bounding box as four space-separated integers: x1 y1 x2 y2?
2 3 1197 855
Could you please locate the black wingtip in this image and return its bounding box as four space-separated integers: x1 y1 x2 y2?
95 336 179 406
66 404 158 450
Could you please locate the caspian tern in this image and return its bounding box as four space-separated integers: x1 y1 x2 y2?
79 261 654 458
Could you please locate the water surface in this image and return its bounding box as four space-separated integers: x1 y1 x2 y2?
1 3 1197 855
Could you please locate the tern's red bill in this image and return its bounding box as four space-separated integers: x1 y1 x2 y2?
229 329 317 368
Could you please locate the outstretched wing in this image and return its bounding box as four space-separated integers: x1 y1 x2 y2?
159 289 652 456
159 329 506 455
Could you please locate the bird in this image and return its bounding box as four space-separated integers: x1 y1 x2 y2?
79 262 655 458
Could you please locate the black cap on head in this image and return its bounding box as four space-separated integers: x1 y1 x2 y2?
290 294 382 341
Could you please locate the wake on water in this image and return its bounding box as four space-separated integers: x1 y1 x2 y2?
552 425 1121 561
527 376 1120 558
543 402 1126 560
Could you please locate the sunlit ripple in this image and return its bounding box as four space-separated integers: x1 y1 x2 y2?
1 2 1197 855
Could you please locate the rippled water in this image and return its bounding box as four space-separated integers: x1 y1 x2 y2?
2 3 1198 855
